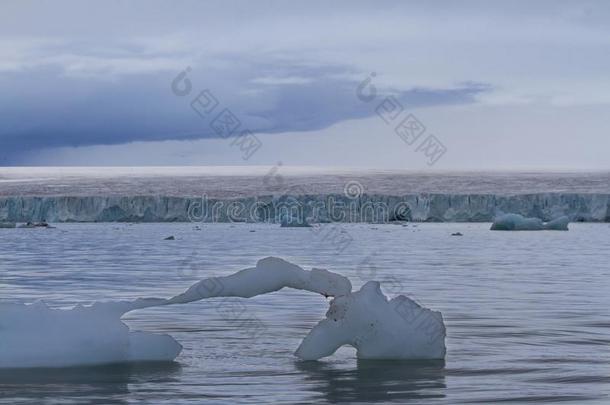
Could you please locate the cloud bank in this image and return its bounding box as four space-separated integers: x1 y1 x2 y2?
1 0 609 168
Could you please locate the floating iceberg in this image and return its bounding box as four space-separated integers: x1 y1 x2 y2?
0 257 445 368
490 214 569 231
295 281 446 360
543 216 570 230
0 299 180 369
169 257 446 361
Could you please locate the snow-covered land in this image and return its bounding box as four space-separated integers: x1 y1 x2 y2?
0 257 445 368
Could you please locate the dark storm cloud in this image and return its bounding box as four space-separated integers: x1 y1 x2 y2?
0 60 488 164
2 0 608 166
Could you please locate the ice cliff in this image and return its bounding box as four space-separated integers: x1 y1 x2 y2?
0 193 608 223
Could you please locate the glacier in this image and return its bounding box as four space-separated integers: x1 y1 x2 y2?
0 193 608 223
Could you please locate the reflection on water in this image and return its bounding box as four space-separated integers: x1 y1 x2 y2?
297 360 446 403
0 363 181 404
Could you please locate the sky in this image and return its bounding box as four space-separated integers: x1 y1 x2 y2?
1 0 609 169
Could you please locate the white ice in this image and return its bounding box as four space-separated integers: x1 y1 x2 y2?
490 213 569 231
295 281 446 360
0 300 180 369
0 257 446 368
168 257 351 303
169 257 446 361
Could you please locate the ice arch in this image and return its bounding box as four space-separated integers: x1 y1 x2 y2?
167 257 446 361
0 257 446 368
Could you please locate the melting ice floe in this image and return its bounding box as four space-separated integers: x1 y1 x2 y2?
295 281 446 360
491 213 569 231
0 257 446 368
0 299 178 369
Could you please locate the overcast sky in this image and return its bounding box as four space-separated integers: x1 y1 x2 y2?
1 0 609 169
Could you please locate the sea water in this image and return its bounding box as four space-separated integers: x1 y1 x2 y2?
1 222 609 404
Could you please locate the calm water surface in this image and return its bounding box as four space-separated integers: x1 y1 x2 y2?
1 223 609 404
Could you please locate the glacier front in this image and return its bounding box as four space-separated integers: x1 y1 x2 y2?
0 193 608 223
1 169 608 223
